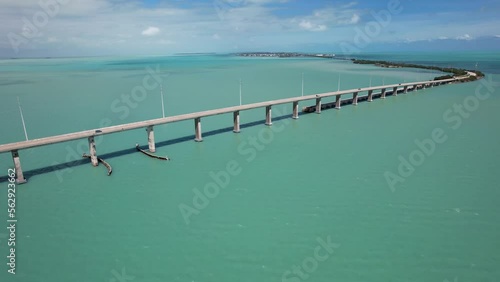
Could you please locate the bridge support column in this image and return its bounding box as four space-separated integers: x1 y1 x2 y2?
195 117 203 142
335 95 341 109
265 106 272 126
292 101 299 119
368 90 373 102
404 86 408 93
233 111 240 133
353 92 358 105
392 87 398 96
11 150 27 184
315 98 321 114
381 89 387 99
88 136 98 166
146 125 155 153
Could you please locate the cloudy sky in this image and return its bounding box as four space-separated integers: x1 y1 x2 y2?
1 0 499 58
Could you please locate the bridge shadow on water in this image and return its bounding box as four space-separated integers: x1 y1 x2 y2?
0 113 299 183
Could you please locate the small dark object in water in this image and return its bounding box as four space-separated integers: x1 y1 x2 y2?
135 144 170 161
82 154 113 176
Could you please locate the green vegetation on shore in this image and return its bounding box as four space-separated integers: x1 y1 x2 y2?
351 59 484 82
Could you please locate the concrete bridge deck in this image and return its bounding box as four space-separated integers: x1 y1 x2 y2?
0 77 458 154
0 76 464 183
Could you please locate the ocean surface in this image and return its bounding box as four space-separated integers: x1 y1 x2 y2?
0 52 499 282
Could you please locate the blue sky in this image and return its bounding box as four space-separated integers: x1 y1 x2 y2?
1 0 499 57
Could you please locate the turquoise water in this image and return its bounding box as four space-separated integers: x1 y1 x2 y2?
0 53 499 282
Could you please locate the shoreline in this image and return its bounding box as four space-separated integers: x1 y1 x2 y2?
350 59 484 82
233 52 485 82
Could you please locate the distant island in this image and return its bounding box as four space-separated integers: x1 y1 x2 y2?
234 53 484 82
235 52 335 59
351 59 485 82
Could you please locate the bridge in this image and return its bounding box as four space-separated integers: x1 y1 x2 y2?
0 77 465 184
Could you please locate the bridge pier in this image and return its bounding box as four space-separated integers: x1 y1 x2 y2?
368 90 373 102
11 150 27 184
393 87 398 96
292 101 299 119
353 92 358 105
335 95 341 109
146 125 156 153
88 136 98 166
381 88 387 99
315 98 321 114
233 111 240 133
195 117 203 142
265 106 272 126
404 86 408 93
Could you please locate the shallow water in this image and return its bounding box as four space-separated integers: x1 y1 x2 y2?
0 53 499 282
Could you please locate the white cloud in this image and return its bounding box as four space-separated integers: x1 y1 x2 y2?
142 26 160 36
294 6 361 32
1 0 499 57
338 13 360 24
403 37 418 43
341 1 358 9
245 0 288 4
438 36 448 40
226 0 289 4
299 20 327 32
456 34 472 40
